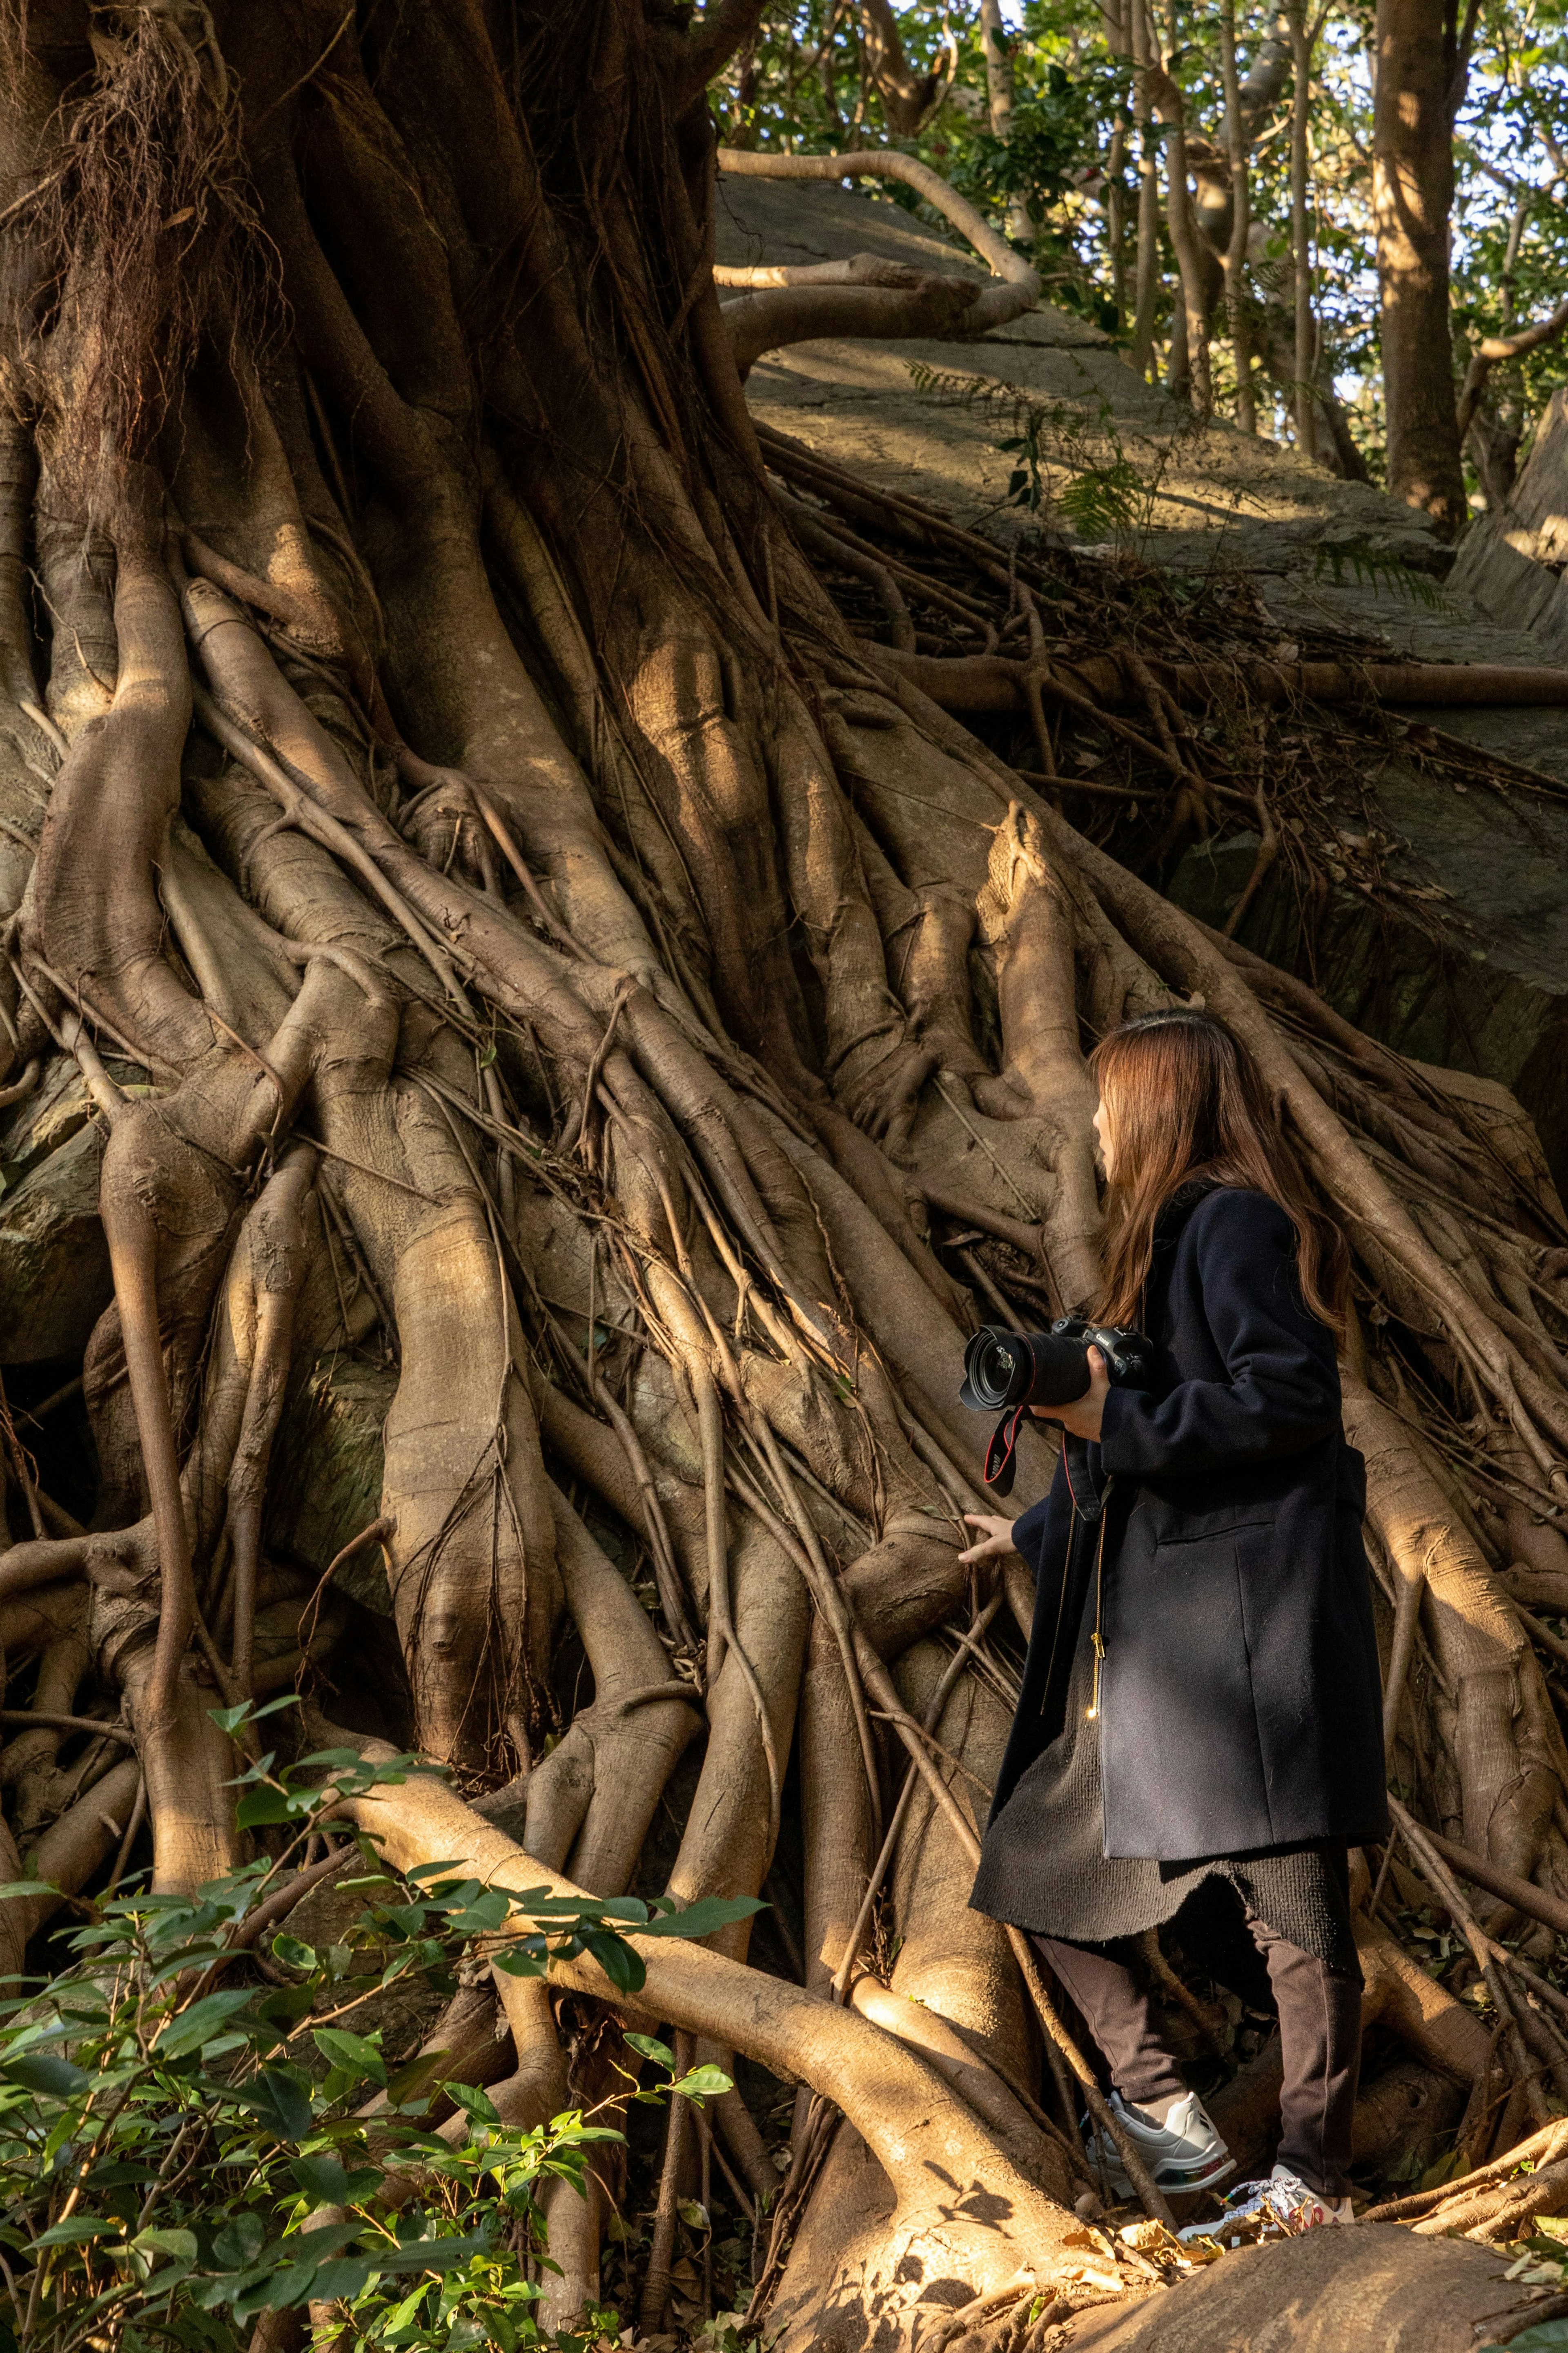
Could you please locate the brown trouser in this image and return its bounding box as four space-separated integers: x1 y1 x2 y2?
1036 1887 1363 2199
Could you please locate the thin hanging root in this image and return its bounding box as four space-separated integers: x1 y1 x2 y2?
190 677 466 1005
0 1056 40 1108
1390 1799 1568 2106
392 738 588 950
1380 1528 1429 1753
831 1591 1005 2000
693 1359 782 1846
729 1421 884 1852
639 2026 694 2333
583 1364 699 1654
732 1454 883 1838
100 1166 194 1737
218 1145 317 1698
319 1516 395 1590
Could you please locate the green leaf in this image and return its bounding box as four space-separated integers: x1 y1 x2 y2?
639 1894 764 1942
439 1888 511 1934
287 2223 365 2263
290 2152 350 2207
230 2270 301 2325
581 1927 644 1994
594 1896 652 1925
154 1988 255 2059
134 2225 199 2272
445 2081 501 2126
312 2025 387 2085
673 2064 733 2105
366 2228 493 2277
212 2215 267 2268
1 2052 88 2097
626 2033 675 2072
490 1940 548 1979
379 2282 433 2331
303 2257 374 2302
33 2216 113 2247
1506 2325 1568 2350
234 1786 299 1831
678 2200 709 2232
237 2063 316 2141
209 1698 301 1736
379 1903 433 1938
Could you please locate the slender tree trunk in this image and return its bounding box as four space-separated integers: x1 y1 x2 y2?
978 0 1033 244
1286 0 1316 455
1105 116 1128 327
1372 0 1467 532
1156 0 1212 417
821 0 846 139
1130 2 1161 379
1219 0 1255 431
1098 0 1131 327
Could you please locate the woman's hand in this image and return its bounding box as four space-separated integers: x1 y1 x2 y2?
959 1513 1019 1566
1030 1344 1110 1442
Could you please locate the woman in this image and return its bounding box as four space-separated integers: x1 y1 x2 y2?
962 1008 1386 2227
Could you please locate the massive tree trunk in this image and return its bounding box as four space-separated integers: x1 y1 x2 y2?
1372 0 1467 532
2 5 1568 2348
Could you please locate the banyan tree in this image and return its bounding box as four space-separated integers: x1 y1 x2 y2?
4 6 1568 2349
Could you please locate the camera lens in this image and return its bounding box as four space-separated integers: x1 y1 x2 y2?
960 1326 1096 1415
960 1328 1034 1411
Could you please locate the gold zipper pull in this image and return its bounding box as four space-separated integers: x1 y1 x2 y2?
1086 1497 1111 1721
1087 1630 1106 1721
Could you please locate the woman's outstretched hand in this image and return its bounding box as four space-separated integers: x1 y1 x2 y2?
1031 1343 1109 1442
959 1513 1019 1565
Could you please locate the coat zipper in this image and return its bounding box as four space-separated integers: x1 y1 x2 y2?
1086 1499 1112 1722
1037 1432 1116 1719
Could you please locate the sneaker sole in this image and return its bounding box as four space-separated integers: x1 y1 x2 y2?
1093 2149 1237 2197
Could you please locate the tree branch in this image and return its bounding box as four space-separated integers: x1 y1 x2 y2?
1456 294 1568 439
673 0 772 112
714 147 1040 369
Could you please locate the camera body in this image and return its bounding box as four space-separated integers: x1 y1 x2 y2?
960 1314 1153 1494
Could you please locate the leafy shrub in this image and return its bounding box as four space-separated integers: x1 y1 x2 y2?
0 1715 757 2353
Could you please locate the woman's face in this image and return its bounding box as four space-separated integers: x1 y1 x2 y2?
1093 1093 1116 1182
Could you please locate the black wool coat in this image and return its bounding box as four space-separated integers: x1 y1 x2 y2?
990 1183 1388 1863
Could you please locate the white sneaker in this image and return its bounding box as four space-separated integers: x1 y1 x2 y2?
1087 2089 1236 2196
1211 2164 1355 2231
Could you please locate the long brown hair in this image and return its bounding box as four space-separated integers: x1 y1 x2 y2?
1091 1008 1346 1332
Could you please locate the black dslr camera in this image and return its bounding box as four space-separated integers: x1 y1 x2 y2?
960 1314 1152 1495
